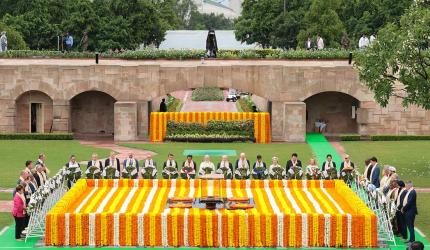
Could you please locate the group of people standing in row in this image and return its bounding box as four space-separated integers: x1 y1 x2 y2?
304 33 376 50
13 154 49 240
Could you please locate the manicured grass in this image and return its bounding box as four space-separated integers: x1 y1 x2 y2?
0 192 12 201
0 140 111 188
341 141 430 188
0 212 13 229
191 87 224 101
417 193 430 239
120 142 313 178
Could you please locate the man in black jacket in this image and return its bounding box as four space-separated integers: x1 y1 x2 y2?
286 153 302 171
104 151 121 172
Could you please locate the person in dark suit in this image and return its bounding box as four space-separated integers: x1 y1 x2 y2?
87 153 104 171
286 153 302 171
395 180 407 240
402 181 418 243
252 155 267 179
340 155 355 172
123 152 139 172
305 37 313 50
104 151 121 172
364 157 380 188
159 98 167 112
217 155 233 172
321 154 336 171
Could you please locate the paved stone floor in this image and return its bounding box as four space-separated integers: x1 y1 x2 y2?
179 90 238 112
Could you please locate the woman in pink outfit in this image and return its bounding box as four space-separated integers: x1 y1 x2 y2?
12 184 26 240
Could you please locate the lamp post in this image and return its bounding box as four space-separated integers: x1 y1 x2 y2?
283 0 286 13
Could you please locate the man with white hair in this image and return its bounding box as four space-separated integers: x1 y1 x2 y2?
33 164 47 187
87 153 103 171
199 155 215 176
124 152 139 172
217 155 233 179
401 181 417 243
235 153 250 179
0 31 7 52
141 154 157 179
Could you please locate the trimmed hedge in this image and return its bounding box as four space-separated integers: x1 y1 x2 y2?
191 87 224 101
237 96 257 112
339 134 361 141
0 49 353 60
370 135 430 141
0 133 73 140
166 120 254 142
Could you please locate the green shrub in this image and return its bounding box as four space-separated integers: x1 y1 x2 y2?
237 96 257 112
166 94 182 112
339 134 361 141
0 133 73 140
0 22 28 50
166 120 254 142
191 87 224 101
370 135 430 141
0 48 354 59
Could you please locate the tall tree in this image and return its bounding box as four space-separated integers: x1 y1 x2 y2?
354 3 430 109
297 0 345 48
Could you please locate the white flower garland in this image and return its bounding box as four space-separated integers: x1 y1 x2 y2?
89 213 96 246
141 180 158 213
245 179 253 198
113 213 120 246
161 213 168 247
119 187 138 213
138 213 144 246
65 213 70 246
277 213 284 247
226 179 233 198
283 181 302 213
215 210 223 247
75 187 98 213
96 186 117 213
302 213 308 247
188 179 195 198
324 214 331 246
347 213 352 247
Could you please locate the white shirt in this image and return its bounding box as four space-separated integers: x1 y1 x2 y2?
317 37 324 50
369 35 376 44
359 37 369 48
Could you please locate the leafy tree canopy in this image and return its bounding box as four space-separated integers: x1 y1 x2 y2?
354 3 430 109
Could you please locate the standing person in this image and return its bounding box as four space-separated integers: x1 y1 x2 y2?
123 152 139 172
316 34 324 50
402 181 418 243
369 33 376 44
341 32 349 50
65 155 81 188
64 32 73 51
159 98 167 112
364 157 380 188
235 153 251 179
216 155 233 179
181 155 196 179
395 180 407 240
305 37 313 50
286 153 302 171
340 155 354 172
105 151 121 172
0 31 7 52
12 184 26 240
80 31 89 51
358 34 369 49
36 154 50 174
33 164 47 188
24 160 35 175
199 155 215 176
321 154 336 171
206 29 218 58
162 153 178 179
87 153 103 171
252 155 267 179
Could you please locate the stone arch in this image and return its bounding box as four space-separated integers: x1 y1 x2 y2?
70 91 116 136
15 90 54 133
65 87 122 102
304 91 360 134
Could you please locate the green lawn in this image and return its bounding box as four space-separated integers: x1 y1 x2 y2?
0 212 13 229
0 192 12 201
0 140 111 188
120 142 313 178
417 193 430 238
341 141 430 188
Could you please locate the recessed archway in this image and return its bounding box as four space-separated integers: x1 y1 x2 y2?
15 90 53 133
70 91 116 136
305 91 360 134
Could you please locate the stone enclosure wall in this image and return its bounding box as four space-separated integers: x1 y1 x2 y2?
0 59 429 142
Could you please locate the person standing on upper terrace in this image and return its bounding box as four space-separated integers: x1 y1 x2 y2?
206 29 218 58
64 32 74 52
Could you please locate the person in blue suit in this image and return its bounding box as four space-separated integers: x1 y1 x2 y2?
364 157 380 188
401 181 418 243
